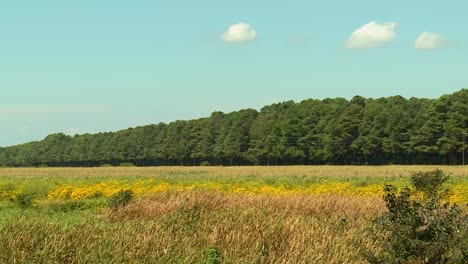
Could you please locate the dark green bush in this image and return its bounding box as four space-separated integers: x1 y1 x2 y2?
202 246 223 264
368 170 467 264
119 162 135 167
108 190 134 209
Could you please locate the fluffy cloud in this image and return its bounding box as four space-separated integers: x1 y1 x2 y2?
221 23 257 44
345 21 398 49
415 32 445 49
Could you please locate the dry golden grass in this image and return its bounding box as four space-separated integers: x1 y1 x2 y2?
106 191 385 263
109 191 386 221
1 191 386 263
0 165 466 178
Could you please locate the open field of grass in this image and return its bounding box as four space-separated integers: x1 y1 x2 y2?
1 165 466 178
0 166 466 263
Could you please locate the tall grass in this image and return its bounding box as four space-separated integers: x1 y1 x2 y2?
0 191 385 263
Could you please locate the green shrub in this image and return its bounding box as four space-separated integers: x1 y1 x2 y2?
202 246 223 264
108 190 134 209
368 170 467 263
100 164 113 167
119 162 135 167
200 161 210 166
15 192 35 208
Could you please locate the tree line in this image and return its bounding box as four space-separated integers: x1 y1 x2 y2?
0 89 466 167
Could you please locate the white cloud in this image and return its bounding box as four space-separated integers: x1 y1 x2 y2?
221 23 257 44
345 21 398 49
415 32 445 49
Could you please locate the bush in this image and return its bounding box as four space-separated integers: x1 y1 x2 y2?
202 246 223 264
100 164 113 167
108 190 134 209
410 170 454 202
15 192 35 208
119 162 135 167
368 170 467 263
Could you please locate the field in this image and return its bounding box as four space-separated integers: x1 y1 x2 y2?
0 166 467 263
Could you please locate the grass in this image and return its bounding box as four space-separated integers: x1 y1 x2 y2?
0 166 466 263
0 165 466 179
1 192 386 263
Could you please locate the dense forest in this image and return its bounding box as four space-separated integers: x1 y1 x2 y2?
0 89 466 167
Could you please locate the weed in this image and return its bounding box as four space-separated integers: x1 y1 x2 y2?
202 246 223 264
108 190 134 209
15 192 35 208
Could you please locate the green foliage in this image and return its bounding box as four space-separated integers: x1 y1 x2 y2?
202 246 223 264
369 170 467 263
15 192 35 208
119 162 135 167
200 161 210 166
2 181 50 208
108 190 134 209
39 200 90 212
411 169 450 200
0 89 466 166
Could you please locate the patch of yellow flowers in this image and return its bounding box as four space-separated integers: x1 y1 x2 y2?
0 188 20 202
1 178 464 204
451 184 468 204
43 179 468 204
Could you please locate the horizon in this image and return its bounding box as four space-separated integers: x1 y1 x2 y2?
2 88 465 148
1 0 467 147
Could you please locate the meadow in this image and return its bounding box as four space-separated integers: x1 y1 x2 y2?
0 166 466 263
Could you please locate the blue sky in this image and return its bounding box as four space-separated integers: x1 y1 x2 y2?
1 0 467 146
